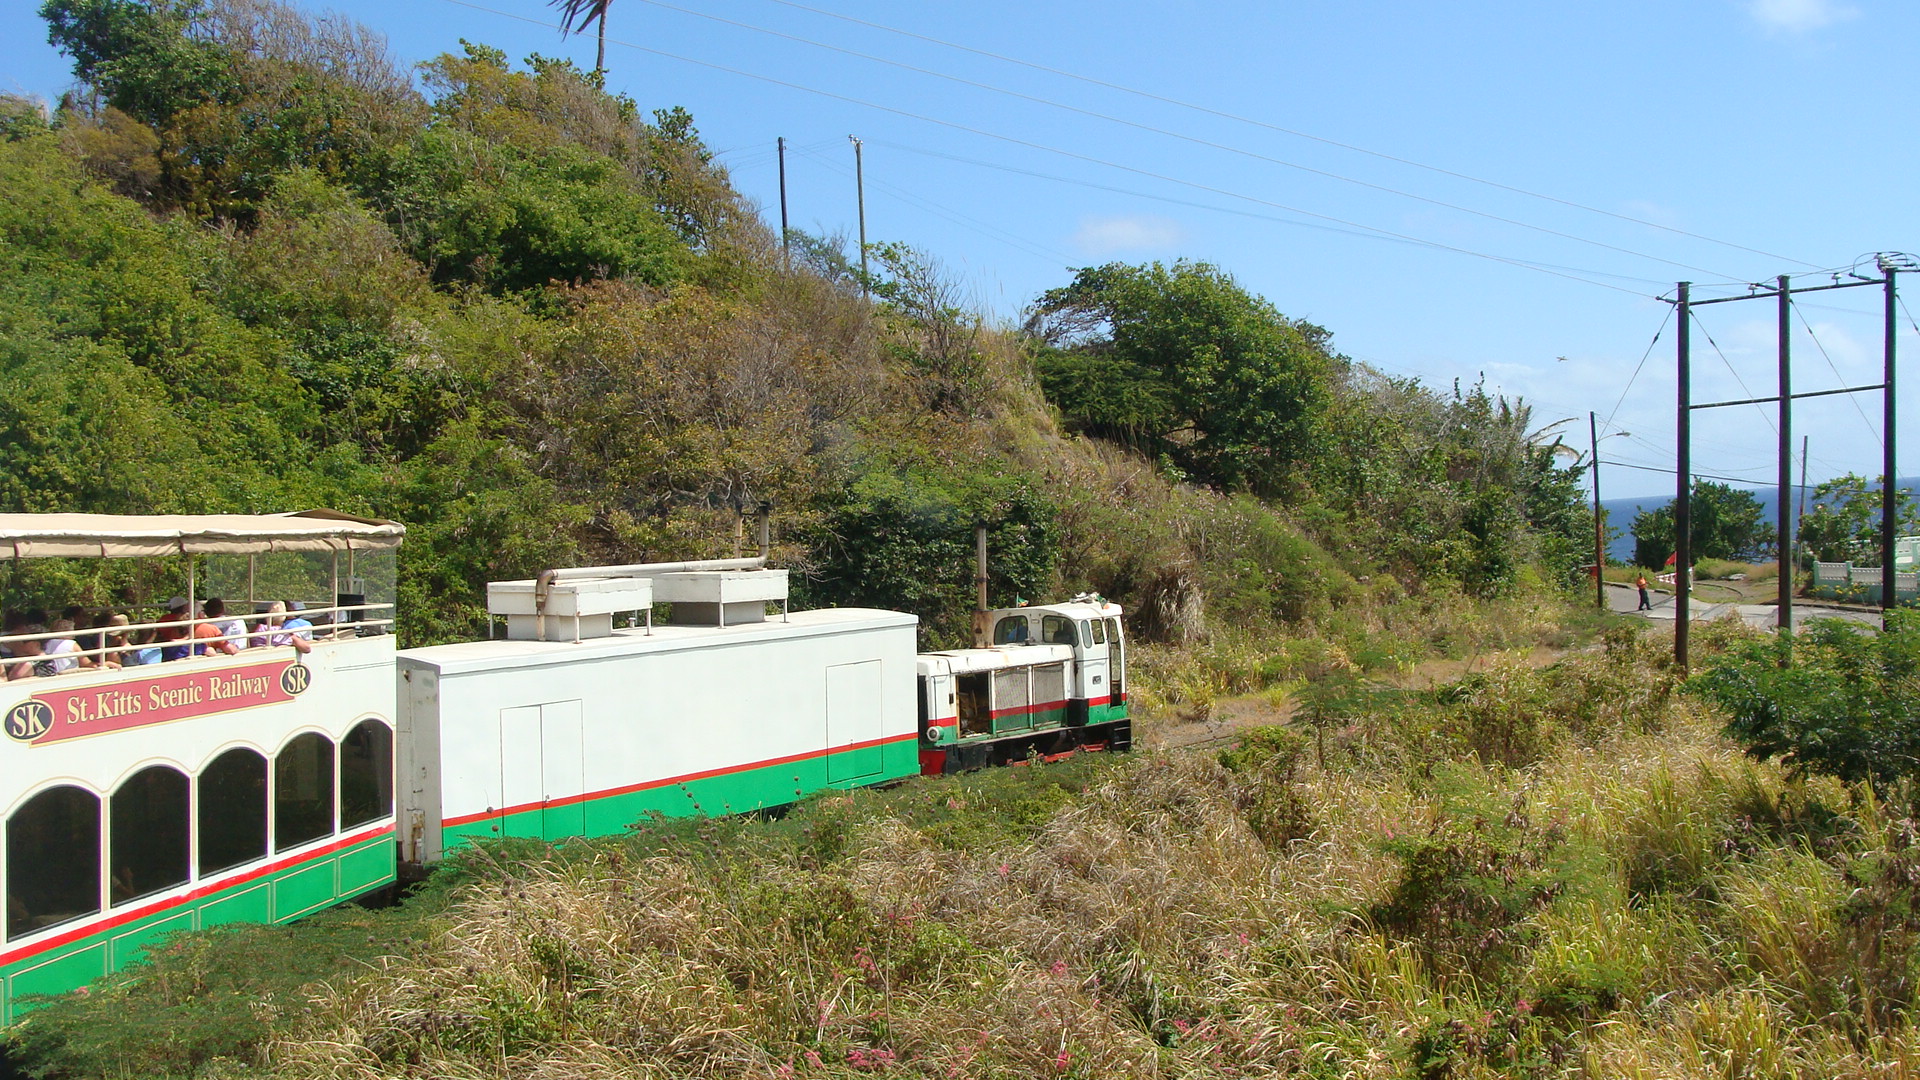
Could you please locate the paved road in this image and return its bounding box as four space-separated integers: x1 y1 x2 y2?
1601 582 1881 631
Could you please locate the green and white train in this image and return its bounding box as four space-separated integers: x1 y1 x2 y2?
0 512 1128 1022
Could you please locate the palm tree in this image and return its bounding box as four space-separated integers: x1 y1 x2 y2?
550 0 611 74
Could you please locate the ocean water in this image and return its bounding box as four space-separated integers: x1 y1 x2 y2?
1598 477 1920 565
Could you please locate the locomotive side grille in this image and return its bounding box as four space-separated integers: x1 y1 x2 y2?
1032 663 1065 707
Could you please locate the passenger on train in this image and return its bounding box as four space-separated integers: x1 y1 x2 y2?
192 603 239 657
40 619 92 673
205 598 246 650
0 611 27 658
156 597 194 661
3 636 49 681
255 601 313 654
283 601 316 643
104 614 155 667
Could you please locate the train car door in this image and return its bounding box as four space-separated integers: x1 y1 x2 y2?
956 672 991 736
1105 617 1126 705
1077 618 1110 715
499 700 585 840
826 661 883 782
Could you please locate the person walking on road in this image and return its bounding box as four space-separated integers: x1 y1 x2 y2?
1635 573 1653 611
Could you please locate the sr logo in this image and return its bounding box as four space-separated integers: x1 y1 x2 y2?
5 699 53 743
279 662 312 696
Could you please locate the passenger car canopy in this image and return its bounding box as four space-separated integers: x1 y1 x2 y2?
0 510 406 559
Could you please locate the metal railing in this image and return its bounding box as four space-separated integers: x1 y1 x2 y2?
0 602 394 678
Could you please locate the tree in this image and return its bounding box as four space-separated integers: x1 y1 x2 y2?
41 0 235 127
1796 473 1920 565
549 0 610 75
1630 481 1767 567
797 466 1056 648
1026 260 1339 497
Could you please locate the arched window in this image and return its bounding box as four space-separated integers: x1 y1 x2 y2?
993 616 1031 645
275 733 334 852
199 748 267 876
340 719 393 829
111 766 190 906
6 786 100 941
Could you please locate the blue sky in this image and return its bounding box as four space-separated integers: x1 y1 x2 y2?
6 0 1917 499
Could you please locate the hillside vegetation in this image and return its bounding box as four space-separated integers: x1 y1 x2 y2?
5 0 1587 656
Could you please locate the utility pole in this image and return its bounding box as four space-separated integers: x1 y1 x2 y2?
850 135 868 297
1883 263 1899 613
1797 435 1809 534
1590 412 1605 610
1666 256 1904 663
1778 275 1793 631
777 137 790 268
1676 282 1692 669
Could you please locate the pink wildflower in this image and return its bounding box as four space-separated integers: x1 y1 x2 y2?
997 862 1010 877
1055 1050 1072 1072
1050 960 1068 978
805 1050 824 1068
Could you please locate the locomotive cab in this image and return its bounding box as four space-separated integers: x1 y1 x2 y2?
986 597 1126 721
917 597 1130 773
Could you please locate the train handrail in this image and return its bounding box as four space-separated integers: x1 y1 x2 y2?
0 602 395 674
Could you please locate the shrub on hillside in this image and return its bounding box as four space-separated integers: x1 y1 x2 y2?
1691 612 1920 791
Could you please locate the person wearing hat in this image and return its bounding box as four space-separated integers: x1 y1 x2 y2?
255 601 313 654
157 597 194 662
281 601 315 645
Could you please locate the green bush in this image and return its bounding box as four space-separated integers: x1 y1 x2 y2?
1216 725 1314 845
1691 611 1920 790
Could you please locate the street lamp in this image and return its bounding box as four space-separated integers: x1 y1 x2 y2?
1586 413 1631 609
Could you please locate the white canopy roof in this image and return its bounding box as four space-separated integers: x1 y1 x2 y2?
0 510 405 559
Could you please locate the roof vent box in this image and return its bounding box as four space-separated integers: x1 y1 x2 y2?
488 577 653 641
652 568 788 626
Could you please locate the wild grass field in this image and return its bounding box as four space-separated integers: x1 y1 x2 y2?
14 612 1920 1079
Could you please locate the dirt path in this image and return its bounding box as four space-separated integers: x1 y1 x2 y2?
1142 644 1566 752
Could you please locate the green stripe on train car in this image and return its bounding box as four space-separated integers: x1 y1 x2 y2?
1 830 395 1026
442 739 919 850
993 705 1068 736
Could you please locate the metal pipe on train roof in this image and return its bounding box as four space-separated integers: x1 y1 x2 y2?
546 557 766 583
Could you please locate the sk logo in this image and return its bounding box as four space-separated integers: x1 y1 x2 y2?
5 699 52 742
279 663 312 696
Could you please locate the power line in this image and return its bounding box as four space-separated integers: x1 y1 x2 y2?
1605 460 1778 487
635 0 1746 282
430 0 1658 298
1601 308 1672 435
1687 309 1777 436
792 144 1073 264
1791 303 1881 447
865 138 1675 287
751 0 1825 272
